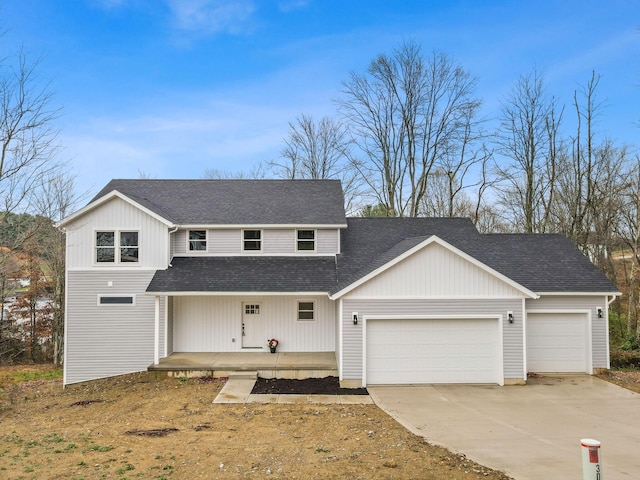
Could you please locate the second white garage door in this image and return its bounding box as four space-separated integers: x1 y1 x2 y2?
366 318 501 385
527 312 589 373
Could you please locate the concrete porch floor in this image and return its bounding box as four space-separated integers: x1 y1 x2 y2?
148 351 338 379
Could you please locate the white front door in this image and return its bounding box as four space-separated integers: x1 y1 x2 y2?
242 302 263 348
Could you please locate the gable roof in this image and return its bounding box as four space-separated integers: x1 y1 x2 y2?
332 218 618 296
90 179 347 226
331 234 538 299
56 190 176 228
333 217 481 294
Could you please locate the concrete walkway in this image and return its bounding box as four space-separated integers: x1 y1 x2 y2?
213 376 373 405
369 375 640 479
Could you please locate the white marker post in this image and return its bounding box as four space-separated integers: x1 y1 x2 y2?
581 438 602 480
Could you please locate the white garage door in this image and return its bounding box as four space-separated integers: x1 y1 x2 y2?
366 318 500 385
527 312 589 373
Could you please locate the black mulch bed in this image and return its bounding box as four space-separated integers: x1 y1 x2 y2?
251 376 368 395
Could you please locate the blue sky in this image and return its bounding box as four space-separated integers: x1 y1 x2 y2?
2 0 639 198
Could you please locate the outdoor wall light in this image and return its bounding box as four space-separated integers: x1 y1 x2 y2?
507 312 514 324
597 307 603 318
352 312 358 325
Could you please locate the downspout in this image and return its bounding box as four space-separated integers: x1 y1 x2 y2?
606 295 617 370
154 296 160 365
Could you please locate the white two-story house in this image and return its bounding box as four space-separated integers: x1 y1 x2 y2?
58 179 619 386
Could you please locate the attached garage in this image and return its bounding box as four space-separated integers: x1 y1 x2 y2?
526 312 590 373
365 317 502 385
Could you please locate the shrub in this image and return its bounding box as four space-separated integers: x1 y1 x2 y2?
610 348 640 369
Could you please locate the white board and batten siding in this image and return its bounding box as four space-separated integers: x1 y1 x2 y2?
172 295 335 352
171 228 340 256
64 196 170 270
526 295 610 371
339 242 529 386
350 242 525 298
65 271 166 384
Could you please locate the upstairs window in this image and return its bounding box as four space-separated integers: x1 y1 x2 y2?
188 230 207 251
96 231 139 264
96 231 115 262
297 229 316 251
243 230 262 251
120 232 139 262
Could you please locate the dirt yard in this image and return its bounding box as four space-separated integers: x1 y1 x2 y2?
0 366 515 479
3 367 638 480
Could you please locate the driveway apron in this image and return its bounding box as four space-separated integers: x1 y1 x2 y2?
368 376 640 479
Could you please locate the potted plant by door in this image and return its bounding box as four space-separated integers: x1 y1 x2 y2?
267 338 279 353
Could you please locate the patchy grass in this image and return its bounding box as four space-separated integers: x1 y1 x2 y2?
0 364 62 388
0 368 512 480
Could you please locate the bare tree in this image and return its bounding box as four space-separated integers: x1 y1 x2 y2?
271 114 361 214
32 172 81 365
0 48 64 363
337 41 481 217
1 50 61 219
203 161 267 180
495 69 563 233
615 156 640 336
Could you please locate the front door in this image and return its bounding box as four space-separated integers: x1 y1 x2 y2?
242 302 263 348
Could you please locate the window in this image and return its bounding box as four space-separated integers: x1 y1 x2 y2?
297 301 315 321
120 232 139 262
98 295 135 305
188 230 207 251
243 230 262 251
96 231 138 263
297 230 315 251
245 304 260 315
96 231 115 262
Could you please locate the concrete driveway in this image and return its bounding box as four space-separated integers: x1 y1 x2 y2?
368 376 640 479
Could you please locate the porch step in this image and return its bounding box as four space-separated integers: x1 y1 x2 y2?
228 371 258 380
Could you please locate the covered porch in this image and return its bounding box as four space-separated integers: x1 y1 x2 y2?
148 351 338 379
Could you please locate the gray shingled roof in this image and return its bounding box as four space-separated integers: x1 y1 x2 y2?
92 179 347 225
144 215 616 295
332 218 618 295
333 217 480 293
147 256 338 293
458 234 618 293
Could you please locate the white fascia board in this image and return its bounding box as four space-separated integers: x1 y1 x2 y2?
535 291 622 296
57 190 175 228
171 253 337 258
145 291 331 297
177 224 348 229
330 235 539 300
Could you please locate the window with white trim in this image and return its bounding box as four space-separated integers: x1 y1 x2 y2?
245 304 260 315
96 231 139 264
297 301 315 321
297 229 315 251
243 230 262 251
98 295 135 305
188 230 207 251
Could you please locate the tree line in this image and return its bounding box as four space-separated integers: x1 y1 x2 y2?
266 41 638 341
1 39 639 365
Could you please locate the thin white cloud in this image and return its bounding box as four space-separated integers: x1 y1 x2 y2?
278 0 310 13
166 0 256 36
